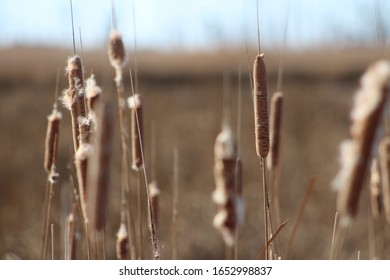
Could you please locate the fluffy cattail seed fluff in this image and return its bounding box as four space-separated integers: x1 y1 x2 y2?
253 54 269 158
44 108 62 173
128 94 143 170
116 223 129 260
86 74 102 113
108 30 126 69
333 60 390 222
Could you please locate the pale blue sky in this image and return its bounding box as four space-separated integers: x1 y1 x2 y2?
0 0 388 51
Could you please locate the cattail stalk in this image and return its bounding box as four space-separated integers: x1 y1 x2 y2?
172 148 179 260
253 53 272 259
267 91 283 228
108 29 137 260
86 103 114 231
333 60 390 222
65 203 77 260
370 158 382 219
41 106 61 260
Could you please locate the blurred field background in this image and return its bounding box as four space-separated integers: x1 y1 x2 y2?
1 0 390 260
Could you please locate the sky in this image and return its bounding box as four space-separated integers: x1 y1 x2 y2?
0 0 388 52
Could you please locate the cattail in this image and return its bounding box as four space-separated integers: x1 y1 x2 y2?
66 55 84 89
370 158 382 219
62 56 87 153
128 94 143 170
267 91 283 172
86 103 114 230
44 108 62 173
86 74 101 113
379 137 390 222
149 181 160 228
108 30 126 79
253 53 269 158
333 60 390 222
75 143 93 220
79 116 93 145
213 126 240 247
65 203 77 260
116 223 129 260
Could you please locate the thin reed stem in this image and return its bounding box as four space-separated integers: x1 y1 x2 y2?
172 148 179 260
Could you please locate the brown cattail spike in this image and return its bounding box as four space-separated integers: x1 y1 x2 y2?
253 53 269 158
108 30 126 69
86 103 114 230
128 94 143 170
370 158 382 219
379 137 390 223
333 60 390 221
66 55 84 89
267 91 283 172
44 108 62 173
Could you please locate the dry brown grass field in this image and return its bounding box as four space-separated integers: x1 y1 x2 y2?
0 46 388 260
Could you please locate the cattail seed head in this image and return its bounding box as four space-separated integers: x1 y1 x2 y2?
267 91 283 172
66 55 84 89
253 53 269 158
86 103 114 230
379 137 390 223
370 158 382 219
128 94 143 170
213 126 239 247
44 108 62 173
108 30 126 69
333 60 390 222
116 223 129 260
86 74 102 113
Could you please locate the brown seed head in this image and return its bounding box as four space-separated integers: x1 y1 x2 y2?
108 30 126 69
253 53 269 158
86 74 102 113
66 55 84 88
44 108 62 173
